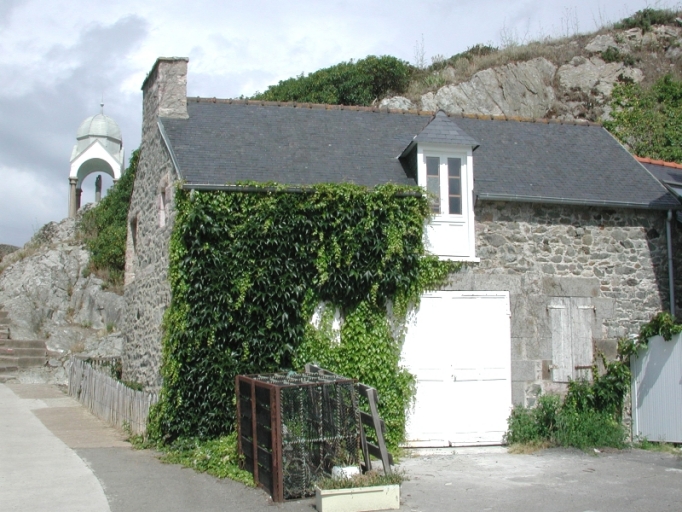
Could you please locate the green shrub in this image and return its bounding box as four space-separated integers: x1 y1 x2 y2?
605 75 682 164
505 394 559 445
601 47 636 66
614 8 679 32
555 409 626 450
79 149 139 287
252 55 411 106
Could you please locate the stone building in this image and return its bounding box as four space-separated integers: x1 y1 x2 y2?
122 57 681 446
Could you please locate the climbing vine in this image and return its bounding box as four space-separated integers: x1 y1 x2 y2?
148 182 458 447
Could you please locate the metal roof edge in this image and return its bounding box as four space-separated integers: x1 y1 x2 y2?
157 120 183 180
477 193 681 210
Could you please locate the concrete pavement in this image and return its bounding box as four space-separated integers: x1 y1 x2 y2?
0 383 111 512
3 382 682 511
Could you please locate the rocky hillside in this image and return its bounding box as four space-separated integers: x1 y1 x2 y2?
0 215 124 365
381 22 682 123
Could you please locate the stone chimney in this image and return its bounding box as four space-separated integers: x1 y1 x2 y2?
141 57 189 127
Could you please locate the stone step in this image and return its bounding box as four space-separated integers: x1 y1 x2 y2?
0 347 46 357
0 355 45 368
0 365 18 373
0 310 7 320
5 340 46 349
0 327 9 340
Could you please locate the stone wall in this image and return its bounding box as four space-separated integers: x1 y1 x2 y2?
122 58 188 390
444 201 682 406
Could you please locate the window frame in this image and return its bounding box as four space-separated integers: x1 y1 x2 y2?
416 143 477 261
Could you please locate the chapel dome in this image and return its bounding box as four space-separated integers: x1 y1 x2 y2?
71 111 124 164
76 113 122 142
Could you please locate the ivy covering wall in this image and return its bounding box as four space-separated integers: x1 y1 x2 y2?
149 183 458 448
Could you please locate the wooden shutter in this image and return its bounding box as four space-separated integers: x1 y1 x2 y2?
548 297 594 382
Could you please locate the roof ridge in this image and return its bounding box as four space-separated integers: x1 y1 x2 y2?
635 156 682 170
186 96 601 126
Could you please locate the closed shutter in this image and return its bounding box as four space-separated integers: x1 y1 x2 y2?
548 297 594 382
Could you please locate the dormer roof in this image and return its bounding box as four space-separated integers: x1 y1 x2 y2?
413 111 479 148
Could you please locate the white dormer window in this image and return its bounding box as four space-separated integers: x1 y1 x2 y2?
418 145 477 262
426 156 462 215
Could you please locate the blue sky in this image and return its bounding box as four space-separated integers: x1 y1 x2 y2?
0 0 678 246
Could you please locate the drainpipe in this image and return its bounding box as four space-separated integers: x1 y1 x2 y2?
667 210 675 317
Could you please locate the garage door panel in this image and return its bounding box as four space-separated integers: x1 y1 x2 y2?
403 291 511 447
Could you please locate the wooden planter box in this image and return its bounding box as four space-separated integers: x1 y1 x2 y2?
315 484 400 512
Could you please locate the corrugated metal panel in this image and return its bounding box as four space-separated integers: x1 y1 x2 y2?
632 333 682 443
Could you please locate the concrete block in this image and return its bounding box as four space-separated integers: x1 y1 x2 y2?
510 337 524 359
524 336 552 360
511 381 525 406
472 273 522 294
512 360 539 381
596 338 618 360
442 271 474 291
542 276 600 297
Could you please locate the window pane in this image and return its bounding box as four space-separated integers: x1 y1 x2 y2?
447 158 462 215
448 158 461 177
427 176 440 213
449 196 461 215
449 177 461 196
427 157 439 176
426 157 440 213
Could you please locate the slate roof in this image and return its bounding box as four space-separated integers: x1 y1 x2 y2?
637 157 682 186
413 111 479 147
159 99 680 210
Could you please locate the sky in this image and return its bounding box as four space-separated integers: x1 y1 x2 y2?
0 0 679 247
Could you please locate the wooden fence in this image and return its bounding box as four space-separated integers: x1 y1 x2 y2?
68 356 158 436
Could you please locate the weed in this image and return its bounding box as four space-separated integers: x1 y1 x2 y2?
70 340 86 353
601 47 637 66
158 433 255 486
106 322 115 333
316 469 406 490
614 8 679 33
635 438 682 454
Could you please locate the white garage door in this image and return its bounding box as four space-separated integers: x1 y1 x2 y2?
402 291 512 447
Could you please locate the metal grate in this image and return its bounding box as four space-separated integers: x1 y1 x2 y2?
237 372 360 501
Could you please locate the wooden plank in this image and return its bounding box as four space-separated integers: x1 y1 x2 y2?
366 442 394 465
360 411 386 433
548 297 572 383
572 297 594 381
366 388 391 475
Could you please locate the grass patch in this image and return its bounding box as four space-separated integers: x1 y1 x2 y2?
507 440 553 454
128 432 254 486
635 438 682 454
316 469 406 490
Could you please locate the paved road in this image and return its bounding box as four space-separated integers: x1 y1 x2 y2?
2 382 682 511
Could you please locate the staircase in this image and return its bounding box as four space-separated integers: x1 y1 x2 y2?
0 305 47 373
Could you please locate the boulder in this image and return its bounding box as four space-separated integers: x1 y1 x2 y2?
379 96 415 110
557 56 643 99
419 57 557 118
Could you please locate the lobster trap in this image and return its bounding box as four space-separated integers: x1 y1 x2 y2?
237 372 361 501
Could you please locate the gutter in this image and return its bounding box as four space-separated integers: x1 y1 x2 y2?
181 183 423 197
667 210 676 317
477 192 681 211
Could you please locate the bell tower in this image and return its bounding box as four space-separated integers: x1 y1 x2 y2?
68 104 125 217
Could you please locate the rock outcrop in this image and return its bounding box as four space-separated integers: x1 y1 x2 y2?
419 58 557 118
381 24 681 121
0 216 124 359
